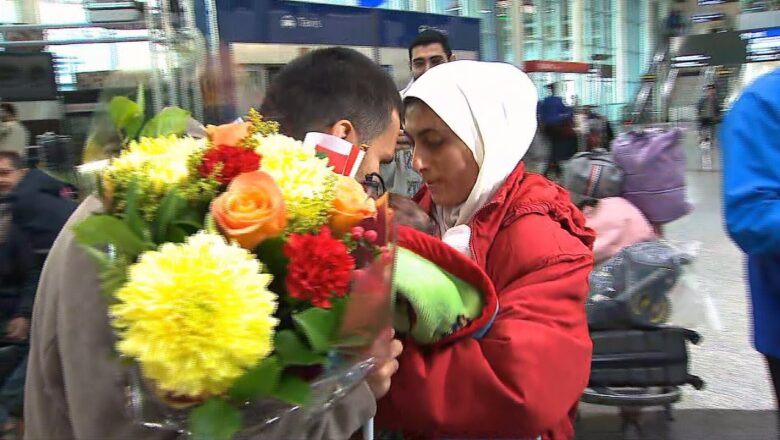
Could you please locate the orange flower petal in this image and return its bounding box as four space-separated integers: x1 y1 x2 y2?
329 175 376 236
208 122 252 147
211 171 287 249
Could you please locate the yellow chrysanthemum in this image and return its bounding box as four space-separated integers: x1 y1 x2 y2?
111 232 278 398
110 135 205 191
103 135 210 220
255 134 336 233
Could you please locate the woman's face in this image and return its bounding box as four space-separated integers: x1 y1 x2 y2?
405 101 479 207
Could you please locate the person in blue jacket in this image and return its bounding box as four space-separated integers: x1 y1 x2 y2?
537 83 577 179
721 67 780 419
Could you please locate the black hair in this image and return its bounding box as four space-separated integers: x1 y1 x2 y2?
260 47 402 143
0 103 17 117
0 151 23 169
409 30 453 61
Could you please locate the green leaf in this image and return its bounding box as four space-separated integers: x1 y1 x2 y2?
173 218 204 231
275 330 327 366
189 398 241 440
81 245 111 271
109 96 143 131
125 115 145 141
255 236 289 295
72 215 152 258
81 246 128 302
141 107 190 138
315 151 329 161
270 374 312 406
152 190 185 243
167 225 188 244
293 308 338 353
135 83 145 112
227 356 282 401
204 213 218 234
122 179 150 242
330 297 348 327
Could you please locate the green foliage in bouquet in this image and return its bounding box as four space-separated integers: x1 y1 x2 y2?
107 85 191 143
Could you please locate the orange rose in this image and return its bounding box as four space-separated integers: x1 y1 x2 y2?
206 121 252 147
329 175 377 236
211 171 287 249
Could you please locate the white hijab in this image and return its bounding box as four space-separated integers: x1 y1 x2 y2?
405 61 538 242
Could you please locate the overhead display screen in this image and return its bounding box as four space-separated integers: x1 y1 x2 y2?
0 52 58 101
741 27 780 63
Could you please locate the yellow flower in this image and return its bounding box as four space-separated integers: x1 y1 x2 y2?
255 134 336 233
110 135 204 190
103 135 208 219
110 232 278 398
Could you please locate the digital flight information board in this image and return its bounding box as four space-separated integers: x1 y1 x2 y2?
741 27 780 63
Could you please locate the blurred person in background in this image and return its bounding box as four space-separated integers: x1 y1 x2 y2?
0 104 29 157
0 152 76 269
385 30 455 197
697 84 721 144
721 67 780 428
665 9 685 38
400 29 455 96
584 106 614 151
538 83 577 179
0 153 39 438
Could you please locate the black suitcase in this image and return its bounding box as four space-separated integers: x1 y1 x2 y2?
589 326 704 389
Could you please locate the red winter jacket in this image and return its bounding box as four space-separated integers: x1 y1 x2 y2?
376 163 594 439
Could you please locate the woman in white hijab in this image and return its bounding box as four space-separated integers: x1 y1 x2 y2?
376 61 595 440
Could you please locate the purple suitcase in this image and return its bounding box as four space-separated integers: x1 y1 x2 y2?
612 129 691 223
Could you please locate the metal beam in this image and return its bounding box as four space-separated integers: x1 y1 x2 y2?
0 22 146 32
0 36 152 47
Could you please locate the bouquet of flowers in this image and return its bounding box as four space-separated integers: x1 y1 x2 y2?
74 95 395 439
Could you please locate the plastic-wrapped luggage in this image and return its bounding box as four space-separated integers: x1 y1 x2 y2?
587 241 693 331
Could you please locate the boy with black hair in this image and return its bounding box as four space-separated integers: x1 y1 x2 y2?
260 47 402 187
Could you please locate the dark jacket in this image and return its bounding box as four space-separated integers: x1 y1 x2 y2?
9 169 76 256
697 94 722 122
0 219 39 320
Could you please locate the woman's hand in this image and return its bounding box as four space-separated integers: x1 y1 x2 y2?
365 328 404 400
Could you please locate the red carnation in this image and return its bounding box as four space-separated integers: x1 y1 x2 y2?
198 145 261 185
284 227 356 309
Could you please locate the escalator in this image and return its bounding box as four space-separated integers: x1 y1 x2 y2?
629 43 670 124
629 37 687 124
630 34 740 124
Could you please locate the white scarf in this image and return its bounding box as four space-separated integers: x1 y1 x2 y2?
405 61 539 240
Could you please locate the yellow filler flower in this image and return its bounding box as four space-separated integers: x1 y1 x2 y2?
110 232 278 398
255 134 336 233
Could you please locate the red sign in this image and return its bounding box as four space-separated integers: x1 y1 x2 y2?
523 60 591 74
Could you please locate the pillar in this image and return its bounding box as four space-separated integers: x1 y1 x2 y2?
17 0 40 24
614 0 626 105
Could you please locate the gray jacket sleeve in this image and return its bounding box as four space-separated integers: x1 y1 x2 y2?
25 196 375 440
